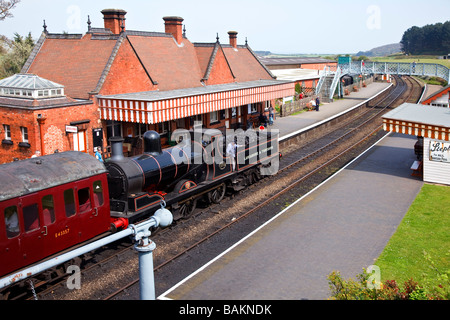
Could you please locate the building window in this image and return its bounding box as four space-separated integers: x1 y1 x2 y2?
3 124 11 140
248 104 258 114
210 111 219 124
106 120 122 142
231 107 237 118
157 121 169 135
21 127 28 142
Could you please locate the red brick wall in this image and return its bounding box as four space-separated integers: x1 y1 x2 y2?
0 103 100 164
205 48 235 86
0 107 35 163
100 39 156 96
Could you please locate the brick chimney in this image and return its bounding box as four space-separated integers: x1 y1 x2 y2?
101 9 127 34
163 16 184 44
228 31 238 48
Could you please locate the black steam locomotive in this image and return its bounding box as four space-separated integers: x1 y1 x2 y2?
106 128 280 224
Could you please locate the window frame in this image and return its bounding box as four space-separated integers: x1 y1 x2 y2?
3 124 11 140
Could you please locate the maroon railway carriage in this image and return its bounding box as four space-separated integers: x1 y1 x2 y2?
0 151 111 278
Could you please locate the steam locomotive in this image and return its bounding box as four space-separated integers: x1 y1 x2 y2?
0 128 279 286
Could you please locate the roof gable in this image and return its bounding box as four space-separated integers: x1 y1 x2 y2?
24 33 118 99
222 45 274 82
127 34 204 91
195 43 235 85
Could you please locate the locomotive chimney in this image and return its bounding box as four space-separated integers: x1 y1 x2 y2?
109 136 125 161
143 130 162 156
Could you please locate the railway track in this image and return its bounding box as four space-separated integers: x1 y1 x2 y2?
14 77 423 300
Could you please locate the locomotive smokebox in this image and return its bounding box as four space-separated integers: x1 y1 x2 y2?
143 130 162 156
109 136 125 162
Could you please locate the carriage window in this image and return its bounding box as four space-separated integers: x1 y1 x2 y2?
4 206 20 238
42 195 55 225
64 189 76 217
23 204 40 232
78 187 91 213
93 181 104 206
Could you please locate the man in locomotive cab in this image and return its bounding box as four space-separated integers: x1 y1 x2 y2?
226 138 243 171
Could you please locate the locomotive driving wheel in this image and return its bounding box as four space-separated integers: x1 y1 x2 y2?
207 183 226 204
178 198 198 219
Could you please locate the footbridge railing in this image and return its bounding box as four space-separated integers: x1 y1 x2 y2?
339 61 450 82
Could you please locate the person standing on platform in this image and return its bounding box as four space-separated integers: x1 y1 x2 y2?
95 147 104 162
268 105 275 125
311 98 316 111
315 96 320 112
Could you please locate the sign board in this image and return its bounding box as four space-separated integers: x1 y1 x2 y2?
65 125 78 133
429 140 450 163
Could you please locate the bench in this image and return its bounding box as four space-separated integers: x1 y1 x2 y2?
410 160 423 177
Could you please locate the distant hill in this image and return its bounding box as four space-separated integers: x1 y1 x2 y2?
356 43 402 57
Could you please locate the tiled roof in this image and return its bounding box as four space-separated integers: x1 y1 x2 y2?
23 28 275 100
222 45 274 82
127 34 204 91
24 33 118 99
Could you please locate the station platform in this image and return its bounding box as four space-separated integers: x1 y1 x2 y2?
159 132 423 300
272 81 391 140
158 81 423 300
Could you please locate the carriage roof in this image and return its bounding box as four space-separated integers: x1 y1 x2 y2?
0 151 107 202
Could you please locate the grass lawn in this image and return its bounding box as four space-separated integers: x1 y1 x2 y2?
375 184 450 292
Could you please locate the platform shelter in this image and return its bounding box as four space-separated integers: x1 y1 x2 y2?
382 103 450 185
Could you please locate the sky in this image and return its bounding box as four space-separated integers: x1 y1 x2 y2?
1 0 449 54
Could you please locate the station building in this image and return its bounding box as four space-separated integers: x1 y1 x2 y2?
421 84 450 108
383 103 450 186
19 9 295 157
0 74 97 163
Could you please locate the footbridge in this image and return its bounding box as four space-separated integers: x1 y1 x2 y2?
317 61 450 101
340 61 450 82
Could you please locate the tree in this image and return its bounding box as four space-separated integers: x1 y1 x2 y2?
401 21 450 55
0 32 34 78
0 0 20 21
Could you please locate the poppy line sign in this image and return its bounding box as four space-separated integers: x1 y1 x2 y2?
429 140 450 163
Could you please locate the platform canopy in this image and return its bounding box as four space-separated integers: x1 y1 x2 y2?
96 79 294 124
382 103 450 141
